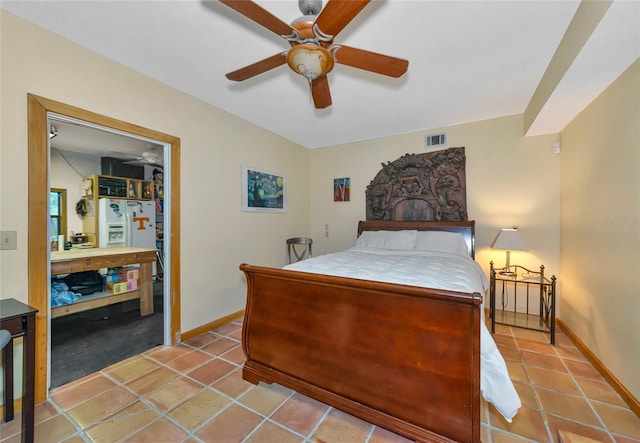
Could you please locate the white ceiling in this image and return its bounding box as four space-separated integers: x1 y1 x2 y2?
2 0 639 149
48 116 164 157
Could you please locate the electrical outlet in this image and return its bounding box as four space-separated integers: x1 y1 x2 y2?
0 231 17 250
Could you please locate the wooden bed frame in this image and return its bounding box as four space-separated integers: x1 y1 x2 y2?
239 220 482 443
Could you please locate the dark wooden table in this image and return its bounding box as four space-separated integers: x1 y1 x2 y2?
1 298 38 443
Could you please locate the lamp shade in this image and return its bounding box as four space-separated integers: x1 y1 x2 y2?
491 228 527 251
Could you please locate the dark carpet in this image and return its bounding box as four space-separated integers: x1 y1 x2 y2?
50 281 164 388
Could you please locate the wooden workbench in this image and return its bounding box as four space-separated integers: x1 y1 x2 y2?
50 247 157 318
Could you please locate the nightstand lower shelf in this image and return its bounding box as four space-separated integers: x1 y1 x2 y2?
493 310 551 333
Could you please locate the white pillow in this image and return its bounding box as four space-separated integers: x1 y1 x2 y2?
356 230 417 250
414 231 469 256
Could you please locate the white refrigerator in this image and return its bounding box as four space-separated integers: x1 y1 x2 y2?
98 198 156 249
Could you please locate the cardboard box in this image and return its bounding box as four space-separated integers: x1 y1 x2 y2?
106 281 127 294
126 279 138 292
117 268 139 281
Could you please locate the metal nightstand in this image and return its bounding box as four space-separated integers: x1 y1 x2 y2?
489 262 556 345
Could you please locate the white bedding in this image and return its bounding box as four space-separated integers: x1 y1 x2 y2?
284 246 522 422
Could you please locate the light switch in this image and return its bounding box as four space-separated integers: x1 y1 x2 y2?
0 231 17 250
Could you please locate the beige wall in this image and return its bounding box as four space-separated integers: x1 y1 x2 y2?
308 114 561 284
0 11 310 335
560 59 640 398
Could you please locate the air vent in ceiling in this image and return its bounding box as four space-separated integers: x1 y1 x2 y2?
425 132 446 148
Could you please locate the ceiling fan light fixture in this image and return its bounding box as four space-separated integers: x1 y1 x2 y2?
286 43 334 81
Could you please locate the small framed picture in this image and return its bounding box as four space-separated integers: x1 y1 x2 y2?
242 166 286 212
334 178 350 202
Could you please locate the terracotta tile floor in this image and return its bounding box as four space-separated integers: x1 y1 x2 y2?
2 318 639 443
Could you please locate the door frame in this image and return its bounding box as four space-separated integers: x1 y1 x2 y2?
28 93 181 402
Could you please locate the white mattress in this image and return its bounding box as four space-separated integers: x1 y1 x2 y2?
285 247 522 422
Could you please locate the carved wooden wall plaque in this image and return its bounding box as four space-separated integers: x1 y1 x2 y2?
365 147 468 221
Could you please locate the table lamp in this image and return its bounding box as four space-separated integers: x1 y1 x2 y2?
491 227 527 276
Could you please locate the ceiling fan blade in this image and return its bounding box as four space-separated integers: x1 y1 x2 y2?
104 151 140 160
219 0 297 38
311 76 332 109
225 53 287 81
332 45 408 78
123 159 163 167
314 0 370 39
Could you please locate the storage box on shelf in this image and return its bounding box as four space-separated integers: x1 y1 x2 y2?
489 262 557 345
118 268 139 281
105 279 138 294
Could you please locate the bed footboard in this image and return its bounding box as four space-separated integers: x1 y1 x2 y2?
240 264 482 443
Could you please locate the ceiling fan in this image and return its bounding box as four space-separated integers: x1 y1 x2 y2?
106 151 164 168
218 0 409 109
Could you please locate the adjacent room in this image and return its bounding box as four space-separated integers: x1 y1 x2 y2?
0 0 638 442
47 119 168 388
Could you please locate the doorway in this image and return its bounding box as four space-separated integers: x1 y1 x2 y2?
48 115 168 388
27 94 181 403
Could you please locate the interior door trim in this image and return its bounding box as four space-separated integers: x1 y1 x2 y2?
27 93 181 403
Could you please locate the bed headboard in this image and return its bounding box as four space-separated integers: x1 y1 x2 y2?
357 220 476 259
365 147 468 222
